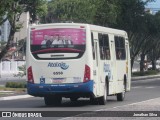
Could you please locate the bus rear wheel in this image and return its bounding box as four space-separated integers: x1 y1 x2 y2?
44 96 62 106
98 83 107 105
117 84 125 101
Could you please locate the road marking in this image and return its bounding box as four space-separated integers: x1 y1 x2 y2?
145 86 155 89
132 78 160 82
98 97 160 110
0 95 33 101
0 91 14 93
132 86 156 89
59 97 160 120
132 86 142 88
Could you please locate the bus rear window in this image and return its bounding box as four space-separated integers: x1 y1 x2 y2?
30 28 86 60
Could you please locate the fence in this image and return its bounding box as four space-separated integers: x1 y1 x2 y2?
0 60 26 78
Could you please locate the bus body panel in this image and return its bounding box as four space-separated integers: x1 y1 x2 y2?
26 23 131 99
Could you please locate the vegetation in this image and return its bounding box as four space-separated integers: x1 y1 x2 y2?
14 65 26 77
1 0 160 73
0 0 47 60
5 82 26 88
41 0 160 73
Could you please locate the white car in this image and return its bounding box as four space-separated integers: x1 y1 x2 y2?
148 63 160 70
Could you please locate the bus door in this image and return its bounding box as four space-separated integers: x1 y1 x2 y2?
92 32 101 96
109 35 117 94
125 42 131 91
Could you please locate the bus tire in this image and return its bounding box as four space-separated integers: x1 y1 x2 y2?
44 96 53 106
117 92 125 101
117 82 125 101
98 83 107 105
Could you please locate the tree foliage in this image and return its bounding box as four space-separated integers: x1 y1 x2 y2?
41 0 120 25
42 0 97 23
0 0 47 60
41 0 160 72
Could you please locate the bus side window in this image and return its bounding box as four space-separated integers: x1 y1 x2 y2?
98 33 110 60
98 33 104 60
91 32 95 60
115 36 126 60
103 34 110 60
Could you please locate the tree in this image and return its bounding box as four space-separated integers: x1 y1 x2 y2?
0 0 47 60
113 0 158 72
42 0 98 23
147 11 160 70
41 0 120 25
93 0 119 26
41 0 160 72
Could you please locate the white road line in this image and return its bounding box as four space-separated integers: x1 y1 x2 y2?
98 97 160 110
145 86 155 89
132 86 142 88
0 95 33 101
58 97 160 120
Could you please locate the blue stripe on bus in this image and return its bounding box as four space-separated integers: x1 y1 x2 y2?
27 80 93 96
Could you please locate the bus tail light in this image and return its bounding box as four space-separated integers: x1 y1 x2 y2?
27 66 34 83
83 65 90 83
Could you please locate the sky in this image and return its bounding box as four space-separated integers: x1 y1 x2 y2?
145 0 160 13
146 0 160 9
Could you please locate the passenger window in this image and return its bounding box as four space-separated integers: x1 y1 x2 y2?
98 33 104 60
98 33 110 60
103 34 110 60
115 36 126 60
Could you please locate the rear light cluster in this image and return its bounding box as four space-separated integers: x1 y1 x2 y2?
83 65 90 83
27 66 34 83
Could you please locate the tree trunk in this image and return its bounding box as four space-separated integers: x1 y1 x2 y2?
131 57 135 73
140 53 145 72
152 59 156 70
0 27 15 60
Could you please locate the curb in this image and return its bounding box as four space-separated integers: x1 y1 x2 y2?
132 74 160 81
0 95 33 101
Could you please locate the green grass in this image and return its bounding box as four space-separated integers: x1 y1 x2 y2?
5 82 26 88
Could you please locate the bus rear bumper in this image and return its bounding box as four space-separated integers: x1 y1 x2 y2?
27 80 94 97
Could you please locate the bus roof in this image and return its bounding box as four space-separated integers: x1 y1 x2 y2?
29 23 127 36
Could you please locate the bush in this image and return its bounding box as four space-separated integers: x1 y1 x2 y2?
5 82 26 88
132 70 159 76
14 65 26 78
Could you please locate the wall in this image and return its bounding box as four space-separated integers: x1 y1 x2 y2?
0 60 25 78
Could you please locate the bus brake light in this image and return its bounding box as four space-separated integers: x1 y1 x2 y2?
83 65 90 83
27 66 34 83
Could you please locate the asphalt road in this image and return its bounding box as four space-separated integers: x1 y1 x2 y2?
0 78 160 120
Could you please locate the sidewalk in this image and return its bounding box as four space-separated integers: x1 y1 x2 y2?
0 76 26 81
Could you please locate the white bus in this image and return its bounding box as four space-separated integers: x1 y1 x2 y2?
26 23 131 106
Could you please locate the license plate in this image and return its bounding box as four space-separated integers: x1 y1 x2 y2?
51 78 66 83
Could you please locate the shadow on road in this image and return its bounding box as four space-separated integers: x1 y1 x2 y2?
39 98 118 108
